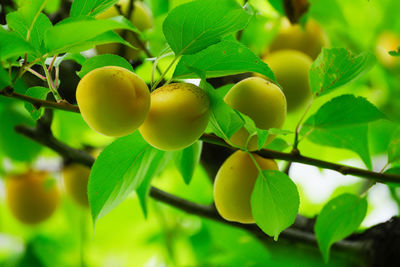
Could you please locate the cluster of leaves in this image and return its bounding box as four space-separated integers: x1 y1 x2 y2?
1 0 400 263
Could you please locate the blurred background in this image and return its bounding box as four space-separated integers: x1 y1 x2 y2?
0 0 400 266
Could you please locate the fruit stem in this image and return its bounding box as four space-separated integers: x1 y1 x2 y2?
293 100 313 149
151 54 180 91
41 61 62 102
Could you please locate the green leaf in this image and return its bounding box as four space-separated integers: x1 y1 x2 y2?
0 106 42 162
309 48 376 97
205 82 244 140
24 86 50 120
312 95 386 128
264 138 290 151
88 132 164 223
304 124 372 169
174 141 203 185
70 0 118 17
0 68 11 90
45 16 138 54
173 40 275 81
163 0 252 55
389 46 400 57
7 12 52 53
77 54 133 78
388 127 400 164
251 170 299 240
315 194 367 262
0 29 36 60
240 112 269 150
137 152 173 217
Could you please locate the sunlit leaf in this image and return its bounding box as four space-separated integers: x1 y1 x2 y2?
77 54 133 78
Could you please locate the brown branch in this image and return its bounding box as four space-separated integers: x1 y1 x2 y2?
0 87 79 113
200 134 400 184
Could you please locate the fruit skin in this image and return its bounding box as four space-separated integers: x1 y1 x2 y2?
96 1 154 59
76 66 150 137
62 164 90 207
375 31 400 69
6 170 59 224
224 77 287 150
268 18 328 60
214 151 278 224
139 83 210 151
263 49 312 112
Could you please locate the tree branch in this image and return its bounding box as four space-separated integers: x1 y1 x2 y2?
3 88 399 184
0 87 79 113
200 134 400 184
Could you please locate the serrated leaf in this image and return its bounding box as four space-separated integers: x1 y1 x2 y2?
174 141 202 185
45 16 138 54
0 29 36 60
70 0 118 17
24 86 50 120
315 194 367 262
173 40 275 81
388 128 400 164
88 131 164 223
77 54 133 78
251 170 299 240
163 0 252 55
312 95 386 128
310 48 376 97
304 124 372 169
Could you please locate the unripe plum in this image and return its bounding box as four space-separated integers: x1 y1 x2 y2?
139 83 210 151
76 66 150 137
224 77 287 151
96 1 154 59
214 151 278 223
62 164 90 207
6 170 59 224
263 50 312 112
375 31 400 69
268 18 328 60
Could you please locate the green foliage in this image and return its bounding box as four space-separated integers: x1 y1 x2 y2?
388 127 400 164
0 68 11 90
70 0 119 17
389 46 400 56
24 86 49 120
174 141 203 185
0 29 35 60
315 193 368 262
309 48 376 97
163 0 252 55
88 131 167 223
173 40 275 81
251 170 300 240
77 54 133 78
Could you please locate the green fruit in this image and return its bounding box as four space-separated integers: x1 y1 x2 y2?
139 83 210 151
224 77 287 151
263 50 312 112
214 151 278 223
76 66 150 137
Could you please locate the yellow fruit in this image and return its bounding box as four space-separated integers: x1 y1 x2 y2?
139 83 210 151
263 50 312 112
62 164 91 207
375 31 400 69
268 18 328 60
214 151 278 223
224 77 287 151
6 170 59 224
96 1 154 59
76 66 150 137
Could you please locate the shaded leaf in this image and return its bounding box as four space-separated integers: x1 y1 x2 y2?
388 127 400 164
24 86 50 120
174 141 203 185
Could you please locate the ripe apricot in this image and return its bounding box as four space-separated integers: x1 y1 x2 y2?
139 83 210 151
6 170 59 224
214 151 278 223
76 66 150 137
224 77 287 150
263 50 312 112
268 18 328 60
96 1 154 59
